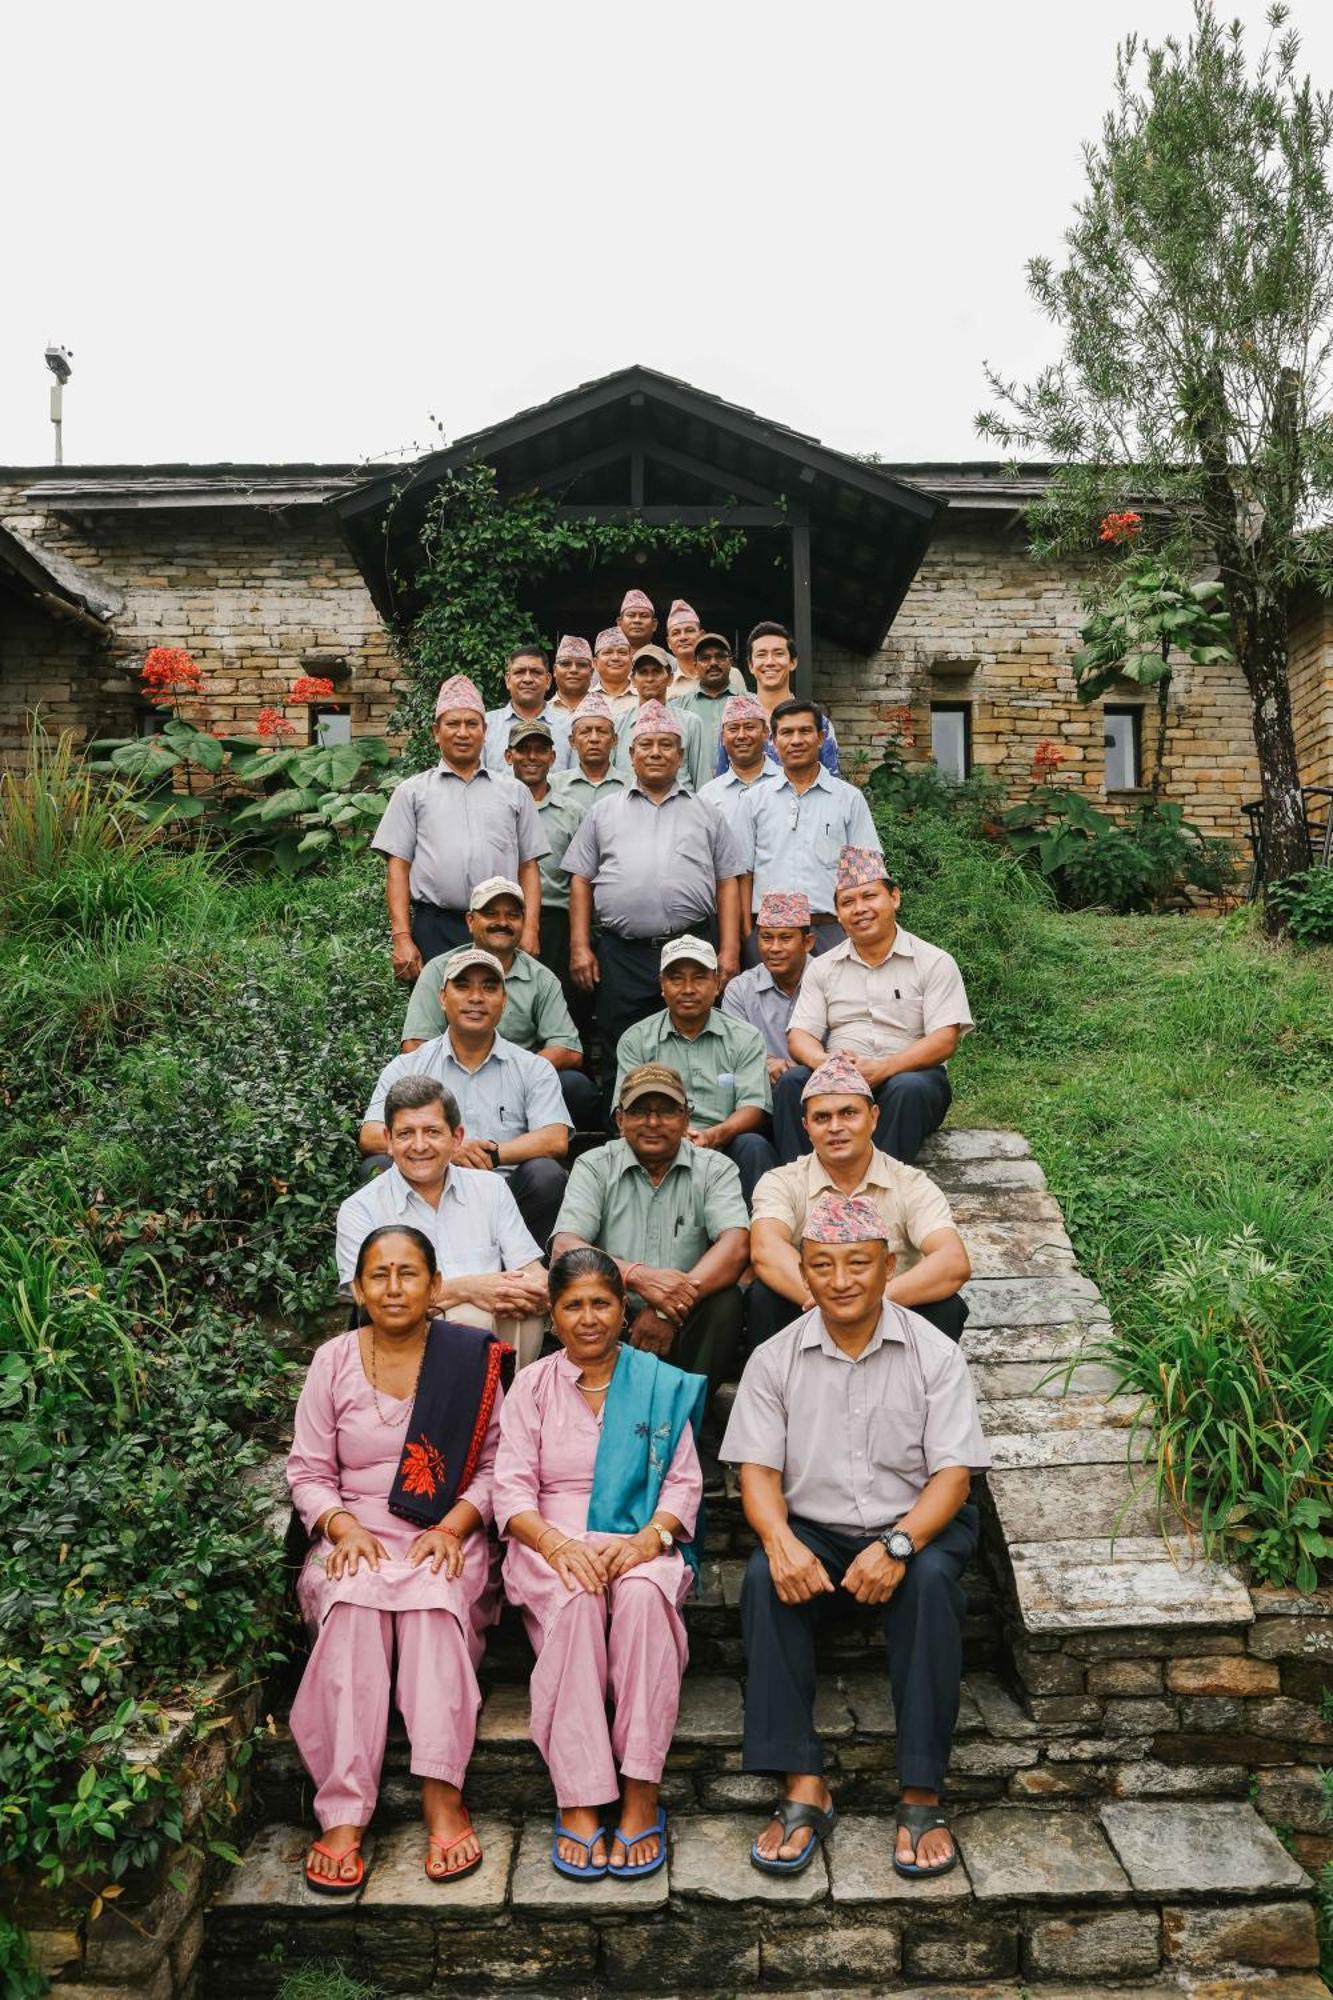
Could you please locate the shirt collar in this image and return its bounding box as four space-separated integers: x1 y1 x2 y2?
615 1135 692 1182
383 1163 456 1211
435 759 489 782
440 1028 510 1069
841 926 914 968
775 765 834 796
627 779 685 803
657 1007 725 1045
807 1148 897 1198
798 1302 904 1359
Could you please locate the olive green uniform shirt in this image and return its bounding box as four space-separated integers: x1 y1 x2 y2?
532 786 587 914
402 949 581 1053
613 1008 772 1128
553 1136 750 1277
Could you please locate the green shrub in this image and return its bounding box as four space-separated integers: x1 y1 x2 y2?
1270 868 1333 945
1002 785 1234 911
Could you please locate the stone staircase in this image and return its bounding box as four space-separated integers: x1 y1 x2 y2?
203 1130 1329 1997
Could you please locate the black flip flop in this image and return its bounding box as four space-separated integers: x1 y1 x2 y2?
750 1798 837 1876
893 1802 957 1879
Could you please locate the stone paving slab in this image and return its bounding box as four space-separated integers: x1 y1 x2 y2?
1100 1800 1312 1896
510 1817 669 1912
955 1222 1078 1278
919 1128 1032 1161
670 1812 829 1904
1009 1538 1255 1632
968 1358 1123 1400
963 1323 1104 1365
838 1676 984 1740
983 1422 1148 1472
962 1274 1107 1327
675 1676 745 1743
949 1188 1071 1226
934 1157 1049 1190
476 1682 530 1743
826 1812 972 1903
988 1463 1160 1543
358 1815 514 1911
217 1823 378 1909
954 1807 1130 1901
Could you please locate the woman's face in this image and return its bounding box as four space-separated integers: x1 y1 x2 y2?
353 1232 439 1335
552 1271 625 1368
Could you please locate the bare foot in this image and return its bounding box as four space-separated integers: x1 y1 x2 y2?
423 1778 478 1878
307 1822 362 1884
751 1773 832 1865
610 1777 663 1870
894 1788 954 1872
556 1802 608 1871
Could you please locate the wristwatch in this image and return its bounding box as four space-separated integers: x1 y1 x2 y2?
482 1139 501 1168
647 1521 675 1551
880 1528 915 1563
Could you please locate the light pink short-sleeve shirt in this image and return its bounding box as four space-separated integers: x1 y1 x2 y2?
787 926 973 1061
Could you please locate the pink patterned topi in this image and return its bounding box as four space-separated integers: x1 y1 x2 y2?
722 694 766 726
555 635 593 662
835 844 890 894
571 692 614 729
595 626 631 655
620 589 654 615
800 1052 873 1103
630 699 683 741
757 891 812 930
666 598 699 630
803 1192 889 1244
434 674 485 718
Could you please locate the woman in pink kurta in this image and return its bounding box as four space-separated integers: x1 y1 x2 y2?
286 1224 505 1893
493 1247 704 1880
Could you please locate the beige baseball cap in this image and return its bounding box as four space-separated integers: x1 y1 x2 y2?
468 876 525 912
618 1062 688 1111
660 933 718 974
440 947 507 985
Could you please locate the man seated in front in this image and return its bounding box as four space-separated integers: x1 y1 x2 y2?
721 1193 989 1881
550 1062 749 1402
360 947 571 1246
748 1054 971 1349
776 846 973 1166
336 1076 548 1366
400 877 600 1130
721 891 815 1082
613 935 777 1203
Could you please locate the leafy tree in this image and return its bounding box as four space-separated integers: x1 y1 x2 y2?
979 2 1333 925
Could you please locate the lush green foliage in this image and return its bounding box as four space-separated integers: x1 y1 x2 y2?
398 462 744 763
1002 785 1235 911
874 782 1333 1581
1271 866 1333 943
275 1966 384 2000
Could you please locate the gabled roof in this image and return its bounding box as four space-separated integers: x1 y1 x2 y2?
0 520 123 627
337 366 945 653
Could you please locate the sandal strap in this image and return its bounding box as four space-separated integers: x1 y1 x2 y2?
428 1820 476 1859
308 1838 361 1862
897 1804 950 1836
613 1810 665 1848
771 1800 830 1839
555 1820 606 1858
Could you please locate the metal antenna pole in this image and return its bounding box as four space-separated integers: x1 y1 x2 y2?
50 382 63 465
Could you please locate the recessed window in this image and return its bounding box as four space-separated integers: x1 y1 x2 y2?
930 703 970 781
136 708 168 737
312 705 352 747
1104 707 1141 790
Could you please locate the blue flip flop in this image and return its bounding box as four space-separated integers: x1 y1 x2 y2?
750 1799 837 1875
551 1817 609 1880
606 1806 667 1879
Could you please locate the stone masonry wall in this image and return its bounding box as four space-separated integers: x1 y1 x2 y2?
1289 587 1333 797
0 587 132 762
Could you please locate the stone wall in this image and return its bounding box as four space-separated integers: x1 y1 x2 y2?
1290 588 1333 797
0 587 131 762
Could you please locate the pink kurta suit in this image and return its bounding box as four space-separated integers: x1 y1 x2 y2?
286 1331 503 1830
493 1348 702 1808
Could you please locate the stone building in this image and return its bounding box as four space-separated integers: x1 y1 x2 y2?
3 368 1331 858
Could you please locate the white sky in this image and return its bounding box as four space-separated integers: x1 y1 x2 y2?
6 0 1332 469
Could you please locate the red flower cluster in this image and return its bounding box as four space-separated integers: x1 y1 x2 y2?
256 707 295 739
290 675 336 703
1099 511 1142 546
1032 739 1066 777
883 703 917 747
141 647 202 696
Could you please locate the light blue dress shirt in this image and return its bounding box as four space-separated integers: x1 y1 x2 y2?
334 1163 541 1285
735 767 881 914
483 702 573 773
364 1030 572 1159
697 760 783 833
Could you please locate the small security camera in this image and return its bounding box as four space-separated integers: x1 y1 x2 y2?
44 344 73 385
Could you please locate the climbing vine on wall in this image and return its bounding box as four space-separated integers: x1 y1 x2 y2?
393 463 745 765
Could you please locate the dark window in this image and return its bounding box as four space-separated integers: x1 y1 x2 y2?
930 702 970 781
1104 706 1141 790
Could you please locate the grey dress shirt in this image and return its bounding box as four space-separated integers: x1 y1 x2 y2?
483 702 572 772
561 782 743 939
371 764 550 910
719 963 801 1061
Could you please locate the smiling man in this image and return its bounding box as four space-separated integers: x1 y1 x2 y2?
777 846 973 1165
722 1192 989 1883
484 645 571 771
612 646 709 792
720 889 815 1079
335 1074 548 1365
590 626 638 719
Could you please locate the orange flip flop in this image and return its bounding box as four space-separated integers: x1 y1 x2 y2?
305 1837 365 1896
426 1812 484 1884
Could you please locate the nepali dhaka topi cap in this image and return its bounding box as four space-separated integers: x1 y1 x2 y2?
630 699 683 741
666 598 699 629
440 946 507 985
801 1051 874 1102
660 932 718 973
835 844 893 894
722 693 766 726
620 588 654 614
803 1192 889 1244
571 691 614 729
757 890 812 930
508 716 554 747
434 674 485 718
555 634 593 663
468 876 525 912
619 1061 688 1111
595 626 630 655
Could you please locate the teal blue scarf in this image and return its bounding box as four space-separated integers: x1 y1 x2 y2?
586 1343 707 1583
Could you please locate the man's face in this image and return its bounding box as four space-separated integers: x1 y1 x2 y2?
505 654 550 712
835 879 901 946
802 1091 875 1171
631 658 671 704
660 958 718 1029
749 634 795 691
466 896 523 962
722 715 768 768
595 640 632 687
630 732 683 789
774 712 821 775
572 717 615 769
433 710 485 768
668 617 701 658
757 923 813 986
441 967 506 1037
619 606 657 647
554 653 593 704
505 735 556 790
695 646 732 695
617 1092 689 1167
801 1238 892 1329
387 1102 458 1185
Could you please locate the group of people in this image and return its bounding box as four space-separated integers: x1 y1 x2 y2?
289 588 989 1898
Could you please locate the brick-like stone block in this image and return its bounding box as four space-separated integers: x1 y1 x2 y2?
436 1921 597 1986
1013 1644 1086 1694
761 1920 902 1982
1249 1615 1333 1661
1087 1659 1163 1696
1025 1907 1161 1979
1163 1899 1321 1970
1103 1698 1179 1735
1168 1654 1282 1696
902 1916 1018 1980
602 1922 758 1989
1256 1765 1328 1834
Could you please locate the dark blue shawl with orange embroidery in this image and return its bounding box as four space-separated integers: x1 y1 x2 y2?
388 1317 512 1529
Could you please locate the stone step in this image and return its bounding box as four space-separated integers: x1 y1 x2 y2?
203 1801 1319 1996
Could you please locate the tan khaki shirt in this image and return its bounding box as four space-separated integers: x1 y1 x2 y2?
787 925 973 1061
719 1302 991 1533
750 1148 955 1277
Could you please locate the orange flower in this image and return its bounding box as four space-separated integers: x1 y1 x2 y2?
256 708 295 738
141 647 202 697
290 675 336 702
401 1437 446 1499
1098 510 1142 546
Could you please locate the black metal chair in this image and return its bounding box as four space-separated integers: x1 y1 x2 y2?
1242 786 1333 898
